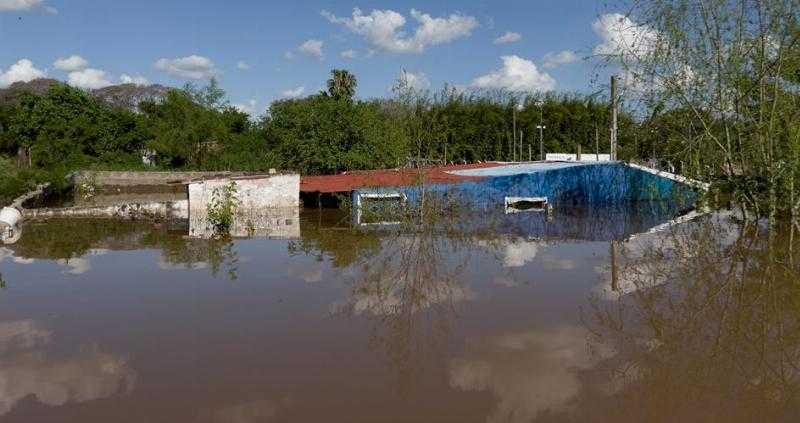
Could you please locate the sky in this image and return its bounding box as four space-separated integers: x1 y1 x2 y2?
0 0 637 115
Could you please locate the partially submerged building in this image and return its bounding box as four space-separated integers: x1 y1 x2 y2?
300 161 707 225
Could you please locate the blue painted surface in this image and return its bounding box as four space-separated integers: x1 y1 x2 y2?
352 162 698 212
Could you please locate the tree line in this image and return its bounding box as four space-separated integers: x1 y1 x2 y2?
0 70 634 203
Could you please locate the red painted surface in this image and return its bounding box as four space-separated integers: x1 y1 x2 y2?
300 162 502 193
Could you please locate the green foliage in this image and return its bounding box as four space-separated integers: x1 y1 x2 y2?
267 94 407 174
206 181 240 235
2 84 145 169
183 77 227 110
326 69 357 101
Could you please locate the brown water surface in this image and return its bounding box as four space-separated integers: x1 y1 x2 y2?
0 207 798 422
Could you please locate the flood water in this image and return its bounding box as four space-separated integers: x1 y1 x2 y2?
1 205 799 422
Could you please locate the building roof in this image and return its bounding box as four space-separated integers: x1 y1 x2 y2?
300 163 501 193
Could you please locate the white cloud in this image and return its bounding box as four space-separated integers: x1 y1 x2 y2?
340 49 357 59
298 39 324 59
236 60 251 71
66 68 113 90
592 13 658 58
494 31 521 44
119 74 149 86
501 239 541 268
398 69 430 91
323 8 478 54
450 326 611 423
0 320 136 417
471 55 555 93
543 50 579 69
0 0 55 13
53 55 88 72
0 59 46 88
154 55 216 80
280 86 305 99
284 51 295 60
232 98 258 115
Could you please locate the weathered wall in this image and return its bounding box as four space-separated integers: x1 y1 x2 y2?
22 200 189 220
188 207 300 239
76 171 248 188
186 175 300 238
187 174 300 216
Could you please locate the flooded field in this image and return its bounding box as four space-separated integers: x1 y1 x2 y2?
0 205 799 422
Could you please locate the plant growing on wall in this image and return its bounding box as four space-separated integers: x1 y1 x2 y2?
207 181 240 236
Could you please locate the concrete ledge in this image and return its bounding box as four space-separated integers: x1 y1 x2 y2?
22 200 189 220
76 171 249 188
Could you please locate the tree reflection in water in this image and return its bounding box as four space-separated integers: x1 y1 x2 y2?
329 193 506 397
5 219 240 281
584 213 800 422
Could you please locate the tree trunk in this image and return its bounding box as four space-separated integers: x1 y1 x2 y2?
16 147 29 168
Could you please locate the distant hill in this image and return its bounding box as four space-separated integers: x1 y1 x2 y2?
0 79 173 112
92 83 172 111
0 78 62 107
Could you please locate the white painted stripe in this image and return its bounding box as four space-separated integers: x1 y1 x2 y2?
626 163 710 191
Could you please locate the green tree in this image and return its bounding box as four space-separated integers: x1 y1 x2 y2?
326 69 357 101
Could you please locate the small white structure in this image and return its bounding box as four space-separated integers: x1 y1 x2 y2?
0 207 22 244
187 174 300 239
546 153 612 162
187 174 300 215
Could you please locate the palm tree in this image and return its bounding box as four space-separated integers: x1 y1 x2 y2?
326 69 357 101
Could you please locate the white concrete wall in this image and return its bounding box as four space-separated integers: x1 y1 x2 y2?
187 174 300 238
546 153 612 162
187 174 300 218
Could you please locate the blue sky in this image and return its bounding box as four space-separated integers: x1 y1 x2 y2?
0 0 629 114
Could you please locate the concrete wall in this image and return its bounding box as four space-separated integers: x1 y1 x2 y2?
546 153 611 162
187 174 299 215
76 171 249 188
22 200 189 220
187 174 300 238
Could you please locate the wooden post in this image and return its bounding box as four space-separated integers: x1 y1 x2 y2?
528 144 532 162
577 144 582 162
519 130 524 161
610 75 618 161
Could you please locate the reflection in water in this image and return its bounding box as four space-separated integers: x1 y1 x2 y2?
6 203 800 421
208 397 292 423
450 326 611 423
585 213 800 422
0 320 136 417
2 220 243 281
333 225 477 396
189 208 300 239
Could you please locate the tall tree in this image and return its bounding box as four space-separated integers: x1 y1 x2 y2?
326 69 357 101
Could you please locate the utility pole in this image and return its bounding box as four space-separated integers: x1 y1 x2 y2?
595 125 600 161
528 144 532 161
512 106 517 162
610 75 618 161
519 130 524 161
537 124 546 161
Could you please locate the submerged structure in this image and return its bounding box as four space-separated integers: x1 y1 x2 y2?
301 161 707 225
2 160 707 243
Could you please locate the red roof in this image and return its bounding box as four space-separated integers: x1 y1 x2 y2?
300 162 500 193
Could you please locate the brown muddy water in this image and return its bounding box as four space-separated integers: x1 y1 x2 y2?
0 206 799 422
